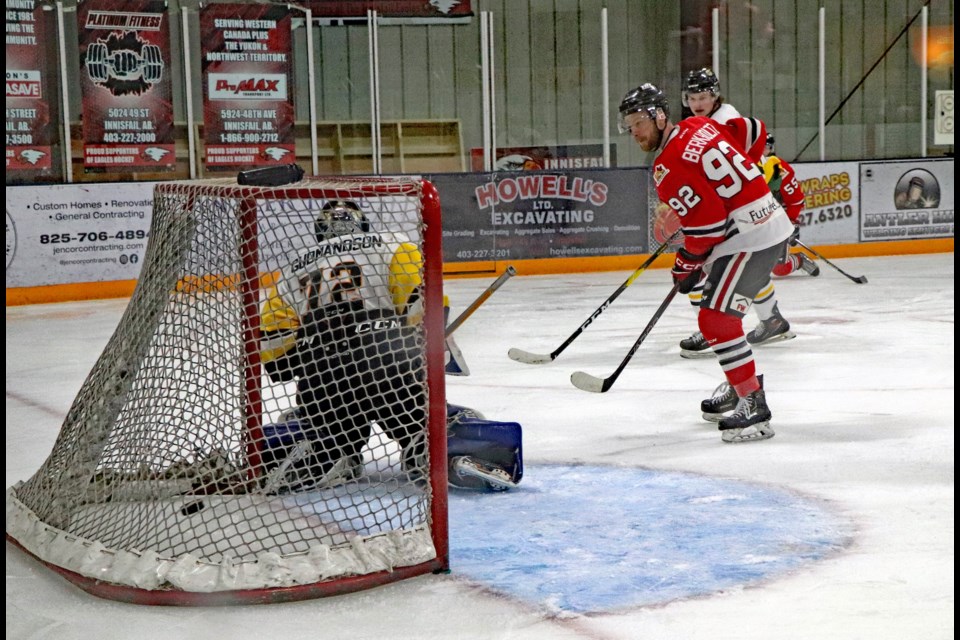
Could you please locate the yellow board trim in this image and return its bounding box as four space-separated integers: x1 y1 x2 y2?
6 238 953 305
441 238 954 278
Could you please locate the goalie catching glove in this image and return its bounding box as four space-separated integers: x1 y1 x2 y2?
672 247 709 294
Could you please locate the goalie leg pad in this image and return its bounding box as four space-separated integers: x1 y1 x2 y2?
260 417 361 492
447 402 486 422
447 418 523 490
451 456 517 491
261 417 307 469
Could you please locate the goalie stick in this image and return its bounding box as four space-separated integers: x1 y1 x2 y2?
508 229 683 364
571 279 682 393
445 265 517 337
794 239 868 284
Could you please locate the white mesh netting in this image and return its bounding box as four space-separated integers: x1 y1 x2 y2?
6 175 447 602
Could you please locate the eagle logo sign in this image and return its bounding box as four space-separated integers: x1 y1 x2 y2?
19 149 47 165
495 154 542 171
263 147 291 161
429 0 462 13
143 147 170 161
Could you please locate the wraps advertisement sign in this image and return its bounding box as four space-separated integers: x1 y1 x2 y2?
200 3 295 170
6 0 60 179
790 161 861 245
428 169 649 265
77 0 175 172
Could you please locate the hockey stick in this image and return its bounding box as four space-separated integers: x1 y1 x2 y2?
571 279 683 393
508 229 683 364
446 265 517 337
793 239 868 284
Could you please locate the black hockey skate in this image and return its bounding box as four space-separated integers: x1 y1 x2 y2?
746 304 796 346
701 381 738 422
798 253 820 277
680 331 715 359
702 375 766 422
718 388 774 443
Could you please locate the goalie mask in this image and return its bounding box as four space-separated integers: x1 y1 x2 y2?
618 83 669 133
315 200 369 242
682 68 721 106
765 132 775 154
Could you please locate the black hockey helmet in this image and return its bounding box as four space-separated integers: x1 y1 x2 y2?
683 68 720 95
765 132 775 151
315 199 369 242
618 83 670 133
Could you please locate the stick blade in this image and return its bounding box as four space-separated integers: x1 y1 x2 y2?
570 371 609 393
854 276 868 284
507 348 554 365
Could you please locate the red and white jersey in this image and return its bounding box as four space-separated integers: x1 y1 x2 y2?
653 116 793 261
709 102 741 124
762 155 805 222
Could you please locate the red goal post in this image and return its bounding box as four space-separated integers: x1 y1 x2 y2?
5 175 449 605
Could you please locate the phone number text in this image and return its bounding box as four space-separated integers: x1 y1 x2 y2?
40 230 149 244
454 249 511 259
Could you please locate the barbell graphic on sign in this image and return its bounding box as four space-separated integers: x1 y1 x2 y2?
86 41 163 87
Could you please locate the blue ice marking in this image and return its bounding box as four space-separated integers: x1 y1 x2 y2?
448 464 850 614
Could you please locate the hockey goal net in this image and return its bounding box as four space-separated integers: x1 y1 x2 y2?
5 175 448 604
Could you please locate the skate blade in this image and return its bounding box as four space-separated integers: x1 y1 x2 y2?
702 411 728 423
721 423 775 443
751 330 796 346
680 349 716 359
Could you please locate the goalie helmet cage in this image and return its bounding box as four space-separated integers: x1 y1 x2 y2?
5 176 449 605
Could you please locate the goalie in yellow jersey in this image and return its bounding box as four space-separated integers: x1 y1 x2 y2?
259 199 521 492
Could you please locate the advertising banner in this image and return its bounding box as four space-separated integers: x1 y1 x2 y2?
859 159 954 241
77 0 176 172
427 169 649 264
791 161 862 245
200 4 294 170
470 144 615 172
5 0 59 180
6 183 154 287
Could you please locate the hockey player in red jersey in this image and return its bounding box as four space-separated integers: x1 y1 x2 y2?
678 68 750 358
763 133 820 279
619 83 793 443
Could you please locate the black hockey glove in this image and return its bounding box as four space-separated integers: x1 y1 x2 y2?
672 247 709 294
297 300 365 354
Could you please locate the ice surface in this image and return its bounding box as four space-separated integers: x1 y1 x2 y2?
6 252 953 640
